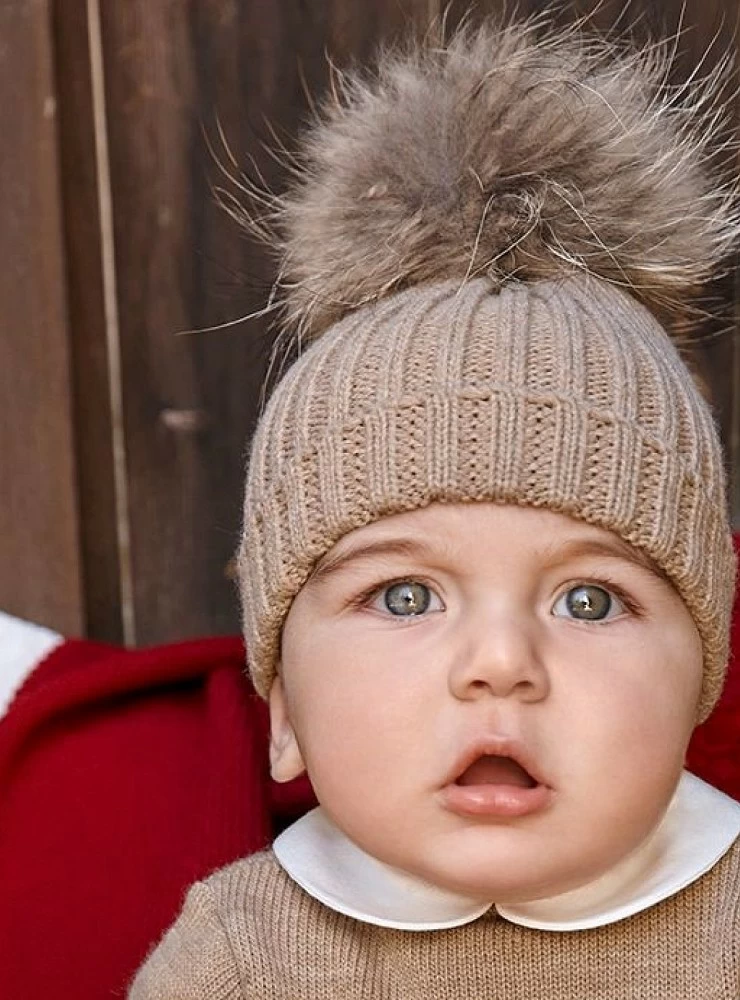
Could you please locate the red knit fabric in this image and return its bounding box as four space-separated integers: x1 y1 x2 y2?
0 618 737 999
0 636 313 1000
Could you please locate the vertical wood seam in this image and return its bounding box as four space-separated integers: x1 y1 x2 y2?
86 0 136 643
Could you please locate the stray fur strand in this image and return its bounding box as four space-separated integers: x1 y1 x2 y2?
229 16 740 345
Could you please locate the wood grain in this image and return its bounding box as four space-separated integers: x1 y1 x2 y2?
52 0 125 642
96 0 435 643
0 0 83 634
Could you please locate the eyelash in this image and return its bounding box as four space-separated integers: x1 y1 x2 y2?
345 576 438 613
345 573 644 619
554 574 645 621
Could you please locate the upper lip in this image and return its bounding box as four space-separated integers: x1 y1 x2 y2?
443 735 549 789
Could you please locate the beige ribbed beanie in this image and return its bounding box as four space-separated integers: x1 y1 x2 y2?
237 19 740 721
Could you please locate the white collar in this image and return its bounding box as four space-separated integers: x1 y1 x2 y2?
273 771 740 933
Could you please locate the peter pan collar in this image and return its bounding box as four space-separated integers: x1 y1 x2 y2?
273 771 740 933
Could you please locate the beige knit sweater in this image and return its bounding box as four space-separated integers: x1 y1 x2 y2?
129 840 740 999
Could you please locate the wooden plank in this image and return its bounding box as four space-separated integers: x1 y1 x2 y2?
97 0 434 644
52 0 125 642
0 0 83 633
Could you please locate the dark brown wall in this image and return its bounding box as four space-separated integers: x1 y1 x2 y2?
0 0 83 634
2 0 738 644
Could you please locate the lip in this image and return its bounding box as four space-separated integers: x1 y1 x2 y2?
439 735 553 819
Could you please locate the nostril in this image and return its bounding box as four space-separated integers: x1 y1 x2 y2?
451 652 549 702
467 677 533 692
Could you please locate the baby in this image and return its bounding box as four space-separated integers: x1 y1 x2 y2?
130 17 740 998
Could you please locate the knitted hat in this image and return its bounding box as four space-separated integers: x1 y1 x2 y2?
237 19 740 721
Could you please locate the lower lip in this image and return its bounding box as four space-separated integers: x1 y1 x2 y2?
440 782 552 818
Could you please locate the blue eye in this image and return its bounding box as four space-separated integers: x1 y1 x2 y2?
383 581 431 616
370 581 444 617
553 584 625 622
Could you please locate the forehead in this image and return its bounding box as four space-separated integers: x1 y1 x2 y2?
310 502 661 582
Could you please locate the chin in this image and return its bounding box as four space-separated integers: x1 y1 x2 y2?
420 847 605 903
409 854 552 902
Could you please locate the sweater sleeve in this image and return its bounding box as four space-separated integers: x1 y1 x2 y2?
128 882 242 1000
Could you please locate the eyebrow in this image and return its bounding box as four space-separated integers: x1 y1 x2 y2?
306 530 667 589
541 537 666 580
307 538 438 588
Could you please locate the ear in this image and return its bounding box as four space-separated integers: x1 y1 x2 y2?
268 675 306 783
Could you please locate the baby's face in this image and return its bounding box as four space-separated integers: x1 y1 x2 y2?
271 502 703 903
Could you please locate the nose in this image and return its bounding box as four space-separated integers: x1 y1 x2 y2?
447 610 550 703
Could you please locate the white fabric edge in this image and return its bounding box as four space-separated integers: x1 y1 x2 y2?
279 860 491 931
0 611 63 720
274 807 492 932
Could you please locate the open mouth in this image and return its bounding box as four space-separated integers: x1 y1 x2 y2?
441 743 551 818
455 754 537 789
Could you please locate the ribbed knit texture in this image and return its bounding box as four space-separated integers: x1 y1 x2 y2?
239 274 735 720
129 839 740 998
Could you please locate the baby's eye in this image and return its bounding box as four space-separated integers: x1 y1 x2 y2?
371 581 443 617
552 584 625 622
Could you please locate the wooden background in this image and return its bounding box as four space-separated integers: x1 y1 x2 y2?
1 0 738 646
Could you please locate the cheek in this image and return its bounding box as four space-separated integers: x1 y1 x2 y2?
285 612 429 718
559 628 702 786
640 623 703 734
282 632 431 797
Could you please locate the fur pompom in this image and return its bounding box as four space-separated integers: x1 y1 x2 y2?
233 17 740 342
